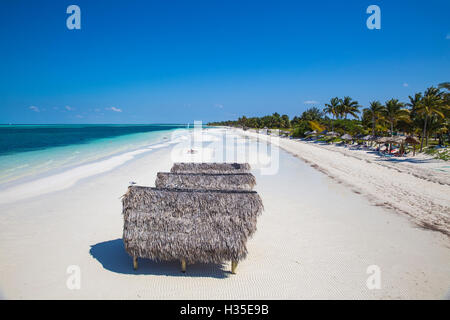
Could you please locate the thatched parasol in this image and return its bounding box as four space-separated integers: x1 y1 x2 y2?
376 136 390 144
155 172 256 191
326 131 339 137
405 136 420 145
388 136 406 144
341 134 353 140
122 186 263 272
362 135 376 141
171 162 251 174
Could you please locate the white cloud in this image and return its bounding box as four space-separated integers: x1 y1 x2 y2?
304 100 319 105
65 105 74 111
29 106 40 112
214 103 224 109
105 107 122 112
403 83 409 87
75 114 83 119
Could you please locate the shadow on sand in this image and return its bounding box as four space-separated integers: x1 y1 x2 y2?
89 238 229 278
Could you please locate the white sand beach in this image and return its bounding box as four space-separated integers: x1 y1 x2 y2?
241 129 450 236
0 128 449 299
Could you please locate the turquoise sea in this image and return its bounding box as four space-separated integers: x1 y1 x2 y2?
0 124 187 186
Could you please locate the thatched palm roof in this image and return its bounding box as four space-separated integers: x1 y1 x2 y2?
341 134 353 140
156 172 256 191
170 162 251 174
376 136 390 143
389 136 406 144
405 136 420 145
362 135 376 141
376 136 419 145
122 186 263 264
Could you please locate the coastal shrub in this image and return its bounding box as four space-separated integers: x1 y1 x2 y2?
332 119 365 136
436 149 450 161
424 146 450 161
291 121 311 137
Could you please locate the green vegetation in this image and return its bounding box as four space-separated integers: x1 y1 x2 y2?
424 146 450 161
208 83 450 158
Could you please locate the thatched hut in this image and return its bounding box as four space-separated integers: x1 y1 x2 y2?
170 162 251 174
155 172 256 191
122 186 263 273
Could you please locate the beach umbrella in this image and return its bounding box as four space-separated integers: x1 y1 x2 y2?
362 135 375 141
376 136 390 144
405 136 420 156
387 136 405 144
326 131 339 137
405 136 420 145
341 134 353 140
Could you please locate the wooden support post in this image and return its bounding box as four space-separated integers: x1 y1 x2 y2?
181 259 186 273
133 256 138 270
231 261 238 274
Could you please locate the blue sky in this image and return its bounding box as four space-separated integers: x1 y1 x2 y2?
0 0 449 124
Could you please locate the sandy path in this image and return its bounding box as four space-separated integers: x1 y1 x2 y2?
0 130 449 299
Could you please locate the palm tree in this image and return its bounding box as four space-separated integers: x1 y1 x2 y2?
438 82 450 91
363 101 384 136
382 99 409 136
339 96 361 119
407 93 423 111
323 97 340 131
439 82 450 108
416 87 448 151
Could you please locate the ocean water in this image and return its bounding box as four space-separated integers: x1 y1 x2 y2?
0 124 188 186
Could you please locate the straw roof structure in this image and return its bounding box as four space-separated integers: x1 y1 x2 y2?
362 135 376 141
389 136 406 144
155 172 256 191
376 135 419 145
170 162 251 174
326 131 339 137
341 134 353 140
405 136 420 145
122 186 263 263
376 136 391 143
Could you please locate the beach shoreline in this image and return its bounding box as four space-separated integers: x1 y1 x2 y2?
238 129 450 237
0 127 449 299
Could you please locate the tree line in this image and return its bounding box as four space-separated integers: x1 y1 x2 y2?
208 83 450 152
